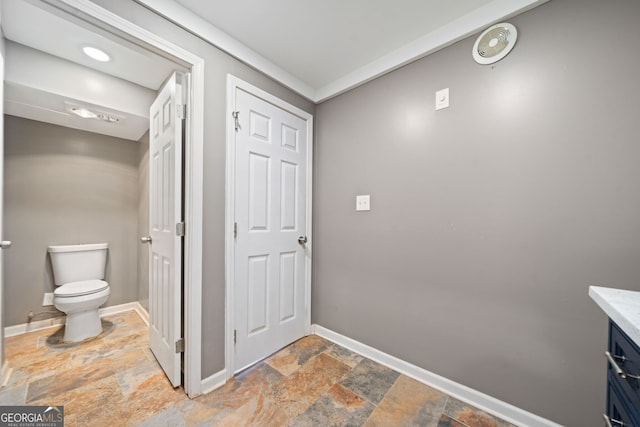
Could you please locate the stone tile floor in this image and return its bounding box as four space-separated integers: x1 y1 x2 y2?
0 310 516 427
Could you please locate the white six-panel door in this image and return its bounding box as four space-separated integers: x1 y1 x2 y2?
148 72 184 387
233 86 309 371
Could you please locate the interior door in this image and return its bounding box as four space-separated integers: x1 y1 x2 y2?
233 87 308 371
0 36 6 374
147 72 185 387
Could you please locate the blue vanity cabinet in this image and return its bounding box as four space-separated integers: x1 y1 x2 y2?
607 372 639 426
606 320 640 426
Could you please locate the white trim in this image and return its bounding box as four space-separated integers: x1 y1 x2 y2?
4 301 148 338
18 0 205 398
0 9 6 386
135 0 547 103
201 369 228 395
1 361 12 387
182 56 205 400
313 325 562 427
99 301 145 318
4 315 65 338
132 302 150 326
313 0 548 102
134 0 315 101
224 76 236 380
225 75 313 379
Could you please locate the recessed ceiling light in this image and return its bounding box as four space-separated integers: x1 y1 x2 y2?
82 46 110 62
70 107 98 119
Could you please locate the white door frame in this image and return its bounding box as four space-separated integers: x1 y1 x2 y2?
225 75 313 378
50 0 205 397
0 9 6 385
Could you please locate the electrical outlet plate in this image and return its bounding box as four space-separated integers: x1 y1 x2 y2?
356 195 371 211
42 292 54 306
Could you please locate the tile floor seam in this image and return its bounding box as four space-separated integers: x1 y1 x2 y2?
322 351 355 389
336 378 376 407
319 348 345 367
20 382 27 405
4 312 517 426
437 395 453 427
359 370 401 410
449 415 472 427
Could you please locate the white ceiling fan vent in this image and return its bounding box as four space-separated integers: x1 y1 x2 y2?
472 23 517 65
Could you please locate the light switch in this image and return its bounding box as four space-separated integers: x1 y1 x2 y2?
356 195 370 211
435 88 449 110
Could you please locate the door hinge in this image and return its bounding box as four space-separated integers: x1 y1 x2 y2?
176 222 185 237
175 338 185 353
234 329 237 345
177 104 187 120
234 222 237 239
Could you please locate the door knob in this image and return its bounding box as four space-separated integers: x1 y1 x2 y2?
140 236 152 244
0 241 12 249
298 236 307 245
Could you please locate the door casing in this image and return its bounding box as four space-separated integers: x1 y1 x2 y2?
0 14 6 384
225 75 313 378
46 0 206 397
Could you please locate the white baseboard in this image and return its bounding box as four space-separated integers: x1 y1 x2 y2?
4 301 149 338
200 369 227 395
4 315 65 338
101 301 149 326
313 324 561 427
130 302 150 326
0 360 12 387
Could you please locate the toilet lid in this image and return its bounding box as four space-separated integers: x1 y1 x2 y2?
55 280 109 297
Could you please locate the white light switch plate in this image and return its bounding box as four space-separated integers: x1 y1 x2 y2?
43 292 54 306
356 195 371 211
435 88 449 110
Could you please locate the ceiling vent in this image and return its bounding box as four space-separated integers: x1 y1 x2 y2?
472 23 518 65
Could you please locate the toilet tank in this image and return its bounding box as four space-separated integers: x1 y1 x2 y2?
47 243 108 286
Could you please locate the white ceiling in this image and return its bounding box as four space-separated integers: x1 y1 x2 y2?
2 0 176 91
0 0 549 138
176 0 495 89
144 0 548 101
4 42 155 141
0 1 184 141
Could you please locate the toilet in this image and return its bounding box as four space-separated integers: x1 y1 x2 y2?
47 243 111 342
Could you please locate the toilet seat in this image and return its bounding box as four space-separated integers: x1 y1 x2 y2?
54 280 109 297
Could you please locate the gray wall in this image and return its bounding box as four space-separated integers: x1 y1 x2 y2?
4 116 139 326
313 0 640 425
90 0 316 378
137 131 149 312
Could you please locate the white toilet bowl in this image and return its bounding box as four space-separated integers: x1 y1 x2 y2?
48 243 111 342
53 280 110 342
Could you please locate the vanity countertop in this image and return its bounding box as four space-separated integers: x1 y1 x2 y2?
590 286 640 345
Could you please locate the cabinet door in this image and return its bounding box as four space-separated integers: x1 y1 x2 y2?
609 321 640 410
607 372 640 426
